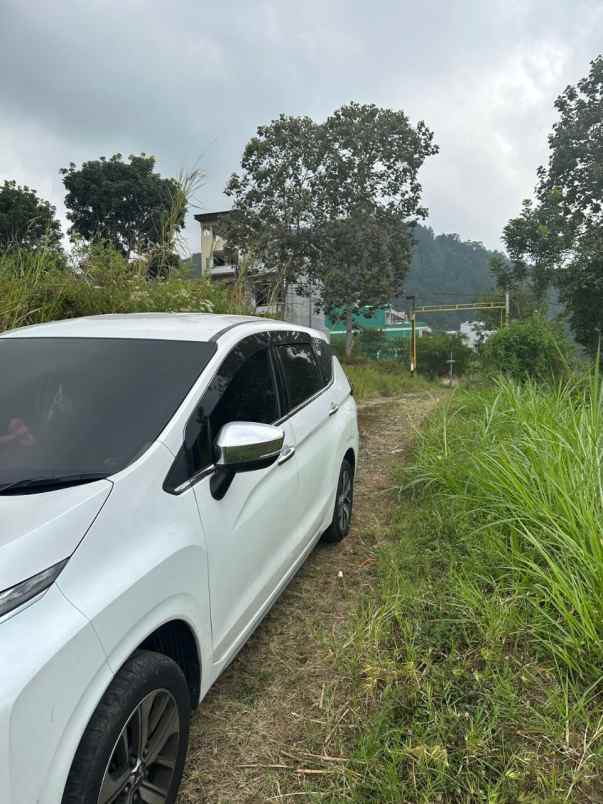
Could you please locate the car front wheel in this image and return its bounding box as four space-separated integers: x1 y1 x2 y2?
322 457 354 544
62 650 191 804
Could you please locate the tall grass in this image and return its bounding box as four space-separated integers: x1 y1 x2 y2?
411 372 603 679
344 361 434 401
319 374 603 802
0 242 252 335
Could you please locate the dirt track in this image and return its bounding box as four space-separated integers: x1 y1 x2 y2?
178 393 438 803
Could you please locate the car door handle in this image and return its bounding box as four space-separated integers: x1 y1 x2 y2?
329 402 339 416
277 445 296 465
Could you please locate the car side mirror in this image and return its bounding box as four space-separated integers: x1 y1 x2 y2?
210 422 285 500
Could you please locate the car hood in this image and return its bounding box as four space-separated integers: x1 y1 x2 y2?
0 479 112 592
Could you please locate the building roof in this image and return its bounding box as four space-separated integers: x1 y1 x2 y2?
1 312 327 343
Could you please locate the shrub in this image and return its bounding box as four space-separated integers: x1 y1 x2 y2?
0 243 252 334
481 315 572 380
415 333 472 378
358 328 390 358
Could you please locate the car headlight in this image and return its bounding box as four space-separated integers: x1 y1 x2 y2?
0 559 69 619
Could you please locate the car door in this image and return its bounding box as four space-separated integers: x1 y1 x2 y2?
274 335 338 542
176 333 302 663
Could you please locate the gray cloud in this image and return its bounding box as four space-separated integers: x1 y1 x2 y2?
1 0 602 252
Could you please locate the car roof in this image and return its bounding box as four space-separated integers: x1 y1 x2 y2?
0 313 326 343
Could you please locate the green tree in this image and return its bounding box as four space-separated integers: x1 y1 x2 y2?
503 55 603 353
476 254 542 331
61 154 184 262
314 207 413 356
314 104 437 355
320 103 437 220
224 105 437 348
0 180 62 251
223 115 322 307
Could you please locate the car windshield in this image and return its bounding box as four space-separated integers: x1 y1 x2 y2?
0 337 216 493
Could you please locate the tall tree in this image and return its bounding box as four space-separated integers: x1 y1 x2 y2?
61 154 184 261
320 102 437 219
314 103 438 354
314 207 412 356
503 55 603 352
223 115 322 305
224 104 437 352
0 180 62 251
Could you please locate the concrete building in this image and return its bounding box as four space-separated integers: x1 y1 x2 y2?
194 210 326 331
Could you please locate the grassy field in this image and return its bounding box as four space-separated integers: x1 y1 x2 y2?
322 373 603 803
343 360 435 402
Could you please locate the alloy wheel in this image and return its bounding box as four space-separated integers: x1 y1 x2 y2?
337 467 353 533
98 688 180 804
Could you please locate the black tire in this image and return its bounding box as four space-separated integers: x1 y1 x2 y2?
62 650 191 804
322 458 354 544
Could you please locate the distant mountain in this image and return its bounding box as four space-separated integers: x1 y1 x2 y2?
398 225 502 330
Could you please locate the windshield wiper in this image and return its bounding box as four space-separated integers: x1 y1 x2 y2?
0 473 109 495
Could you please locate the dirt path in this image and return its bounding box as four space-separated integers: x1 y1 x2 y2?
178 393 439 804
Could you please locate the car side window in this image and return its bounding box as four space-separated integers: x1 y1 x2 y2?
165 339 279 490
209 348 279 438
312 337 333 386
277 343 324 412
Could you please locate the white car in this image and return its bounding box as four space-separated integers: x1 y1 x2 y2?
0 313 358 804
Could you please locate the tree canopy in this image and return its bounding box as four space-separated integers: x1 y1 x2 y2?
503 55 603 353
224 103 438 354
61 153 184 260
222 115 321 295
314 207 413 351
0 180 62 251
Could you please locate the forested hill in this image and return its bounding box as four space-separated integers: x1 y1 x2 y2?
397 224 503 330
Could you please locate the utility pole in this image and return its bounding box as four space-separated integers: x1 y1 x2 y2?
406 295 416 374
505 290 510 327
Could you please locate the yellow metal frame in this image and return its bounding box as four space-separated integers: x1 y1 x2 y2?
409 299 508 374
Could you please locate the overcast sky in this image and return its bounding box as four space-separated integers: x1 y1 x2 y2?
1 0 601 254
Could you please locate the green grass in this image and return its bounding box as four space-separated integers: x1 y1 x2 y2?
0 243 252 334
326 373 603 802
343 360 434 402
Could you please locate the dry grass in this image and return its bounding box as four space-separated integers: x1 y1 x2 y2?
177 393 439 803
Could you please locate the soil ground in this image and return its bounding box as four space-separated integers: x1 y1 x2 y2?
178 392 439 803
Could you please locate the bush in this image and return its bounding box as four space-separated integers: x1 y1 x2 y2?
415 333 472 378
481 315 572 380
0 243 252 334
357 328 397 359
